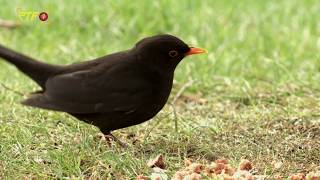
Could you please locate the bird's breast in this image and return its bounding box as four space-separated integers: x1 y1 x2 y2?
147 76 173 112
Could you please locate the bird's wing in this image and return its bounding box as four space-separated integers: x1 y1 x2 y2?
22 63 158 114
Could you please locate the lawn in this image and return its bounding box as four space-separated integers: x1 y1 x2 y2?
0 0 319 179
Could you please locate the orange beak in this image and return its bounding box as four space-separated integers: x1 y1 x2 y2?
185 47 207 56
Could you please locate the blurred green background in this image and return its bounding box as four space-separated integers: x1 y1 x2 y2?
0 0 319 179
1 0 319 88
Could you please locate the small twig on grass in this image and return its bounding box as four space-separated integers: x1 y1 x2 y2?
171 78 196 132
143 112 172 141
0 82 25 96
0 19 20 29
170 104 179 133
172 78 195 105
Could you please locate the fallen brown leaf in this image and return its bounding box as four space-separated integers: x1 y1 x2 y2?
147 154 166 169
239 159 253 171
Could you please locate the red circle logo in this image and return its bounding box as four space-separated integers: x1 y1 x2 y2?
39 12 48 21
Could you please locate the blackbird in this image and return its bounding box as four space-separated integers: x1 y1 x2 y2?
0 34 206 145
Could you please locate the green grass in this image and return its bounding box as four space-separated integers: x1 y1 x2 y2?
0 0 320 179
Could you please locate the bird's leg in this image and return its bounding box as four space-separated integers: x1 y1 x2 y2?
104 133 128 148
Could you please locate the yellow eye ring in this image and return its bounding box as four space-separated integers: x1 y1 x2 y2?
168 50 178 58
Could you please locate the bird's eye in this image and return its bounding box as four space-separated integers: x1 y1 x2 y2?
168 50 178 58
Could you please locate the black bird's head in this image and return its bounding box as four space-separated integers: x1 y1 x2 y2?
133 34 206 70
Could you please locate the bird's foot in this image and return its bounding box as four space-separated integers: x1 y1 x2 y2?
104 133 128 148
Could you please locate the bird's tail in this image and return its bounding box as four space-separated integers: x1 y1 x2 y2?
0 44 62 88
